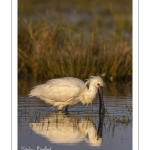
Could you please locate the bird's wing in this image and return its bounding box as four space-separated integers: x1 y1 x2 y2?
39 78 84 102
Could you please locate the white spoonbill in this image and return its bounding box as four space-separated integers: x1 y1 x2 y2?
29 76 105 112
29 112 103 146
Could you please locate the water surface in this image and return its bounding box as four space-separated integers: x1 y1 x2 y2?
18 80 132 150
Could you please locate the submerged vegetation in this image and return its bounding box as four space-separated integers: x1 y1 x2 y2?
18 106 132 139
18 0 132 81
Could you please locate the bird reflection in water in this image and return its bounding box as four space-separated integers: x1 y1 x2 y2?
29 112 104 147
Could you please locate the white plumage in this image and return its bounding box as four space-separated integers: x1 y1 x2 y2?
29 112 102 146
29 76 104 110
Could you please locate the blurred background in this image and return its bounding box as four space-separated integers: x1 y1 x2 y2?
18 0 132 94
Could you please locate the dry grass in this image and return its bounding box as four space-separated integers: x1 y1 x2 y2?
18 0 132 81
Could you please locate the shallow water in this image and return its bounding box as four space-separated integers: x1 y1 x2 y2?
18 81 132 150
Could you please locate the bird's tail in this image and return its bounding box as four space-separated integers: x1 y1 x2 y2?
29 84 44 98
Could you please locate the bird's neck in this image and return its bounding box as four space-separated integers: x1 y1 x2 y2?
82 85 98 105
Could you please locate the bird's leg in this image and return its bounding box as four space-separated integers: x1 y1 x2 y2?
65 106 68 112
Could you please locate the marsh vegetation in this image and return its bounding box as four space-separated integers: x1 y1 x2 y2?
18 0 132 81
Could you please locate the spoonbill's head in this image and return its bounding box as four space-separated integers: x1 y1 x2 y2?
85 76 105 112
89 76 104 89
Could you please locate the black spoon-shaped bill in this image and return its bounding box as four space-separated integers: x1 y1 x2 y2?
98 86 105 113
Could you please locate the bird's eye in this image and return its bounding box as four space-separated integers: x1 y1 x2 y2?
97 83 100 86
